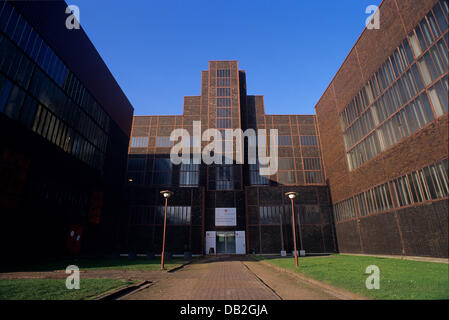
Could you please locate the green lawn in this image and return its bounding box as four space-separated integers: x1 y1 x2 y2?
1 257 189 272
0 278 135 300
256 254 449 300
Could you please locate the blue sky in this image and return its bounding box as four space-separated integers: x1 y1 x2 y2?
73 0 382 115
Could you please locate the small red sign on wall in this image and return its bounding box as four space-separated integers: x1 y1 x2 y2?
67 225 83 255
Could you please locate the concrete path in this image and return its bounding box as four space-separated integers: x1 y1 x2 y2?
121 256 339 300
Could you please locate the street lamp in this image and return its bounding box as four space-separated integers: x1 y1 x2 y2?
285 192 299 268
160 190 173 270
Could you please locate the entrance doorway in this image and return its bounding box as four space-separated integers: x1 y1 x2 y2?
216 232 236 254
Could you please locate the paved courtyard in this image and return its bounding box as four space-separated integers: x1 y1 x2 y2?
121 256 340 300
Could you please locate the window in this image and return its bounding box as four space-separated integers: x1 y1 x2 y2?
278 171 296 185
301 136 317 146
217 69 230 77
305 171 323 184
156 206 191 225
217 98 231 107
277 136 292 146
249 163 269 185
152 158 172 185
217 88 230 97
334 198 356 222
216 165 233 190
278 158 294 171
259 206 285 224
156 136 172 147
303 158 321 171
339 1 449 171
131 136 148 148
180 163 199 186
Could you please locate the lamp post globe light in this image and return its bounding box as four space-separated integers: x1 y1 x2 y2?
160 190 173 270
285 192 299 268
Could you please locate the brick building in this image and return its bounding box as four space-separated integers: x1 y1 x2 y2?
126 61 337 255
315 0 448 258
0 0 134 263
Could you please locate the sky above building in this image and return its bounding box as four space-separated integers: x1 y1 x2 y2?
73 0 382 116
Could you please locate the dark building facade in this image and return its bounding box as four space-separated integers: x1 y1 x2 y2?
0 0 134 263
315 0 448 258
127 61 337 255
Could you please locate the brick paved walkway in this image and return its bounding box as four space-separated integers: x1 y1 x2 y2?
121 256 339 300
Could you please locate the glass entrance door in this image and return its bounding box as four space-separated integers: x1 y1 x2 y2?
216 232 236 254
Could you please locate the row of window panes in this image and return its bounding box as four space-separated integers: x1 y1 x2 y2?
156 136 173 147
277 171 296 185
376 92 436 151
217 69 230 77
217 107 231 117
343 59 432 152
278 158 294 170
259 205 321 225
156 206 191 225
334 158 448 221
0 32 35 89
340 1 448 170
29 68 108 153
354 183 393 217
277 135 292 145
408 1 448 60
217 78 230 87
32 103 103 170
333 198 356 222
217 118 232 128
300 135 318 146
305 171 323 184
217 88 230 97
304 158 321 171
0 74 104 169
339 0 448 131
217 98 231 107
0 1 110 133
0 1 43 61
180 163 199 186
393 158 448 206
131 136 148 148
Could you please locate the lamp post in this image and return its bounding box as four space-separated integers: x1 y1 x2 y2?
285 192 299 268
160 190 173 270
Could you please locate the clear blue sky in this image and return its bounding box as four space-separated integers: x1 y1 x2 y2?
73 0 382 116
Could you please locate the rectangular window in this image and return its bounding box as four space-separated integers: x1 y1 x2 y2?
156 136 173 147
250 163 270 185
278 171 296 185
217 69 231 77
277 135 292 146
152 158 172 185
216 165 233 190
300 135 317 146
180 163 199 186
156 206 191 225
304 158 321 170
131 136 148 148
305 171 323 184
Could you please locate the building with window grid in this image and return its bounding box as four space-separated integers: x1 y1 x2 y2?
316 0 448 258
0 0 134 263
127 61 337 255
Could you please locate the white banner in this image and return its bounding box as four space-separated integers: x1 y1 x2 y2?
215 208 237 226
